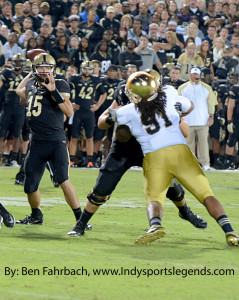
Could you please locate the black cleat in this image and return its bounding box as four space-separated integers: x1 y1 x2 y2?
0 205 15 228
15 178 24 185
16 215 43 225
67 221 85 236
179 207 207 229
85 223 92 230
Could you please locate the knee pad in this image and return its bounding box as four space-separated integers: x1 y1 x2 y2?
166 184 185 202
87 190 111 206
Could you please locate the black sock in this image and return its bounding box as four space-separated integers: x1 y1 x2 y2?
79 208 94 225
72 207 82 221
87 155 93 162
0 203 8 213
149 216 161 227
70 155 75 163
93 152 97 162
21 153 26 165
31 208 43 218
178 203 189 215
10 151 18 161
217 215 234 233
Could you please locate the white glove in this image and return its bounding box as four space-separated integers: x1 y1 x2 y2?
227 121 234 134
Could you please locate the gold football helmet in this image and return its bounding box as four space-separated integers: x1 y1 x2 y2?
80 61 94 74
12 53 26 71
126 71 158 103
143 69 161 89
32 53 56 81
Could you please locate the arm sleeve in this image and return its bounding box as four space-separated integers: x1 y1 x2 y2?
176 95 192 113
207 86 218 114
56 80 71 97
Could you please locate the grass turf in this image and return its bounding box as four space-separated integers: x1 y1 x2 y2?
0 167 239 300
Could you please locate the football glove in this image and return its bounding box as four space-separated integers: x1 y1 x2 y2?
227 121 234 133
105 108 117 125
174 102 182 117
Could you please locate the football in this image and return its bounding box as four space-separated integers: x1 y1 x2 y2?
27 49 47 62
115 125 132 143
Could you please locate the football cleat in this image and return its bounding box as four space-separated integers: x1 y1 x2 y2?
87 161 94 168
226 231 239 247
16 214 43 225
15 178 24 185
10 160 20 168
179 207 208 229
134 225 166 245
0 205 15 228
67 221 85 236
85 223 92 230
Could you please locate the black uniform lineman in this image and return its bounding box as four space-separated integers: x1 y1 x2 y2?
68 70 208 236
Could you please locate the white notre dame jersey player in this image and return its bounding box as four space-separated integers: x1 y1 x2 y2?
116 85 214 205
116 85 191 155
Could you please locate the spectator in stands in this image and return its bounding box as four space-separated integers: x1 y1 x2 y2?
13 3 23 21
114 2 123 22
90 40 112 73
23 37 37 57
66 15 84 39
177 5 191 28
154 1 166 16
165 30 182 61
160 10 170 24
118 39 142 68
36 34 46 50
18 17 37 45
219 27 231 48
213 47 238 80
135 2 152 31
51 35 71 75
120 14 132 30
198 40 214 76
116 26 128 50
162 65 186 89
79 8 104 52
167 20 185 50
38 22 55 52
127 16 147 44
100 6 120 38
134 35 162 71
30 2 41 31
213 37 225 62
19 29 34 49
39 2 51 23
188 0 204 26
71 37 91 70
42 15 54 35
0 1 13 29
177 42 204 80
0 25 8 45
79 1 100 23
184 23 202 49
129 0 139 16
202 25 217 50
3 32 23 61
168 1 178 18
69 35 80 56
189 16 204 40
178 67 217 171
11 20 23 36
121 2 131 18
102 30 121 65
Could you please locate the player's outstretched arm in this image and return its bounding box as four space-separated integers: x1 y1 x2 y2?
98 100 119 130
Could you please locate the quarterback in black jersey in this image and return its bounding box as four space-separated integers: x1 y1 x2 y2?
0 54 28 166
15 53 91 230
68 69 208 237
69 61 106 167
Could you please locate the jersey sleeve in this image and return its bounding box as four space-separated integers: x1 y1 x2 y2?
25 78 35 92
116 104 134 126
229 86 237 100
56 79 70 98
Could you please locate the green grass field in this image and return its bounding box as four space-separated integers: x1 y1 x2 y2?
0 167 239 300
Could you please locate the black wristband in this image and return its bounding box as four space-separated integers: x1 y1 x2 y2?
105 115 115 125
50 89 65 104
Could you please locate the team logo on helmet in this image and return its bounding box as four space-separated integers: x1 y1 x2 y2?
125 71 158 104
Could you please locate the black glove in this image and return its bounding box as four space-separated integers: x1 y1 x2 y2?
174 102 182 117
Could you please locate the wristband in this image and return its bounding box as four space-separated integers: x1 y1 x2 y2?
50 89 65 104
